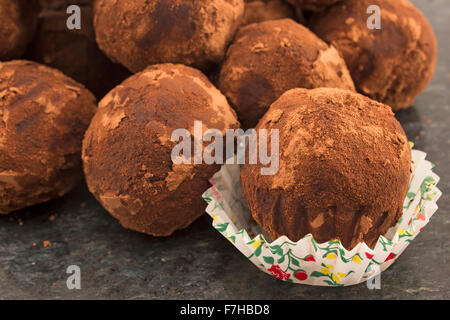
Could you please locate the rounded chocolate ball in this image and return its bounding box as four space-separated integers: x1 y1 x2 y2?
286 0 341 11
82 64 240 236
240 88 411 249
93 0 245 73
0 60 97 214
219 19 355 128
310 0 438 111
0 0 39 60
242 0 295 26
27 5 131 99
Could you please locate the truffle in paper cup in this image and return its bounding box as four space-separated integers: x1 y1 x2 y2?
202 149 441 286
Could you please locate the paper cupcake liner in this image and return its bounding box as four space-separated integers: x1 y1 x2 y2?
202 149 441 286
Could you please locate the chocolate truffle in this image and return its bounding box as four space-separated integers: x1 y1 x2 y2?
219 19 355 128
310 0 438 111
82 64 240 236
93 0 245 73
0 0 39 60
286 0 341 12
0 60 97 214
240 88 411 249
27 4 131 99
242 0 295 26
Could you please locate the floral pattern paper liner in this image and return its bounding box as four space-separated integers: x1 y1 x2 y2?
202 149 441 286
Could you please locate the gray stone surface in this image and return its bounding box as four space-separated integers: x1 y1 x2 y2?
0 0 449 299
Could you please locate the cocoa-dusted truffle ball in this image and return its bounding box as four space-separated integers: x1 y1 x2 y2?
93 0 245 73
286 0 341 11
27 5 131 99
242 0 295 26
0 0 39 60
82 64 240 236
219 19 355 128
0 60 97 214
241 88 411 249
310 0 438 111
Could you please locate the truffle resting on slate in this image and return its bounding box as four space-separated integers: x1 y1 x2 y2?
219 18 355 129
0 0 40 61
27 4 131 99
285 0 341 12
242 0 295 26
240 88 412 250
93 0 245 73
82 63 240 236
310 0 438 111
0 60 97 214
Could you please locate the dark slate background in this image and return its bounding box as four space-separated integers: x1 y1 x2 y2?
0 0 449 299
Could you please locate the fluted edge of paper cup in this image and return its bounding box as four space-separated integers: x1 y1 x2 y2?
202 149 441 286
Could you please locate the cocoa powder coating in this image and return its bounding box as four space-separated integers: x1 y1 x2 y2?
93 0 245 73
219 19 355 128
242 0 295 26
27 4 131 99
0 0 40 60
310 0 438 111
82 63 240 236
240 88 412 249
0 60 97 214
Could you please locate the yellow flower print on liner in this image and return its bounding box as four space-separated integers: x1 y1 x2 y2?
320 268 331 275
251 240 261 249
352 255 362 264
332 274 340 283
326 253 337 260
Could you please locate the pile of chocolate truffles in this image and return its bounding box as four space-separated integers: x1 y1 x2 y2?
0 0 437 249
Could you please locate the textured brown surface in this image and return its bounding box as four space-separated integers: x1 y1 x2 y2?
286 0 341 11
219 19 355 128
310 0 438 111
240 88 412 250
82 64 240 236
0 60 96 214
0 0 40 61
242 0 295 26
93 0 244 73
27 5 131 99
